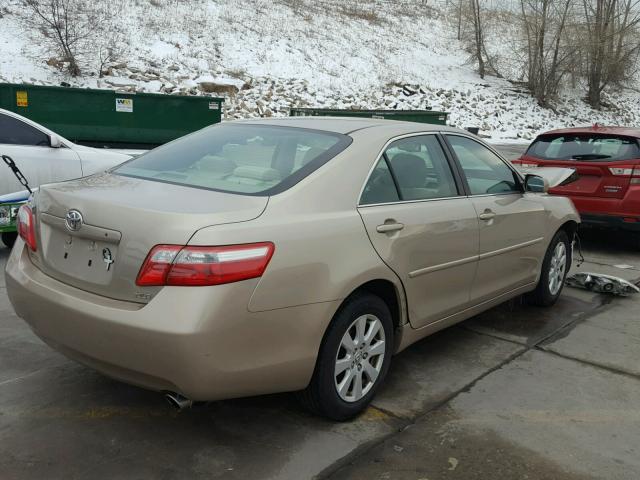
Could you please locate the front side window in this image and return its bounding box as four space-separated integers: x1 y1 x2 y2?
114 124 351 195
360 135 459 205
527 134 640 161
447 135 521 195
0 114 50 146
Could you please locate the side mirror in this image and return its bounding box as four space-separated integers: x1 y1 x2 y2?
524 174 548 193
49 134 62 148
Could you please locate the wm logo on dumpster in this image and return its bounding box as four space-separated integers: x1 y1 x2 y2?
115 98 133 113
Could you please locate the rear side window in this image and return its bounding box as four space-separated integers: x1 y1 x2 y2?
114 124 351 195
0 114 50 146
360 135 458 205
360 157 400 205
528 134 640 161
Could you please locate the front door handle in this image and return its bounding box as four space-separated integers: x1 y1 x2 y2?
376 222 405 233
479 210 496 221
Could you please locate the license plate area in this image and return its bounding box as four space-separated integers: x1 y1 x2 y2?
39 214 121 286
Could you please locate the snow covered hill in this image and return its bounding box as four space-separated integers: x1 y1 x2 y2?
1 0 639 141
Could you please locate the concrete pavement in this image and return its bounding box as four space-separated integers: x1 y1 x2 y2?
1 228 638 480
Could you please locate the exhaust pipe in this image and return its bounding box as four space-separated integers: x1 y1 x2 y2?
164 392 193 411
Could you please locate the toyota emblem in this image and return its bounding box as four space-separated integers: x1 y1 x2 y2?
65 209 83 232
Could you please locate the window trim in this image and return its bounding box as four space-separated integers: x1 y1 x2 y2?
441 133 525 197
0 113 52 148
358 132 466 207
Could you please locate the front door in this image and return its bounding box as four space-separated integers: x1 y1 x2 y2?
445 134 548 303
358 134 479 329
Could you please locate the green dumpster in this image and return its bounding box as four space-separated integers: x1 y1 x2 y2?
289 108 448 125
0 83 224 148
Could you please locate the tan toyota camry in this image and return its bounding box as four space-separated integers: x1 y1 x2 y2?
6 118 579 420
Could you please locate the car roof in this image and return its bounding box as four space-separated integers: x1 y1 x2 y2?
539 125 640 138
234 116 464 135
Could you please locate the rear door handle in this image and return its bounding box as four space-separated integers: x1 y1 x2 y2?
376 222 405 233
479 211 496 221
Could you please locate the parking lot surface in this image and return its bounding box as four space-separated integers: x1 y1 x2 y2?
1 145 639 480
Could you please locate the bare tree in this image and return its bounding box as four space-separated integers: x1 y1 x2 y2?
519 0 576 107
454 0 491 78
22 0 127 79
93 4 127 78
470 0 486 78
582 0 640 109
23 0 92 76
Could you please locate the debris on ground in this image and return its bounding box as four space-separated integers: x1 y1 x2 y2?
566 272 640 296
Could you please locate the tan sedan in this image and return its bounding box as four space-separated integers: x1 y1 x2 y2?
5 118 579 420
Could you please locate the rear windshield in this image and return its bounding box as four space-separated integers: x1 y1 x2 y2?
114 124 351 195
527 134 640 162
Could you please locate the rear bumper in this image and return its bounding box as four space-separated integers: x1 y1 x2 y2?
550 193 640 232
5 239 338 400
580 213 640 232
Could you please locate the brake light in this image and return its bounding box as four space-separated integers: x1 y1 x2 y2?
609 166 640 184
16 205 37 251
609 167 634 176
136 242 275 286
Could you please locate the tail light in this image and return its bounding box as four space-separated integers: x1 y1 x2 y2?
608 166 640 184
136 242 275 286
16 205 37 251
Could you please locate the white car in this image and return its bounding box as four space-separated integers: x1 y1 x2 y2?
0 108 131 247
0 108 131 196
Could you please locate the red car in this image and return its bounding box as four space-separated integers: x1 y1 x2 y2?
513 126 640 241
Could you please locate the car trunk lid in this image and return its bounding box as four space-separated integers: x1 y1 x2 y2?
30 173 268 303
519 133 640 199
518 154 638 199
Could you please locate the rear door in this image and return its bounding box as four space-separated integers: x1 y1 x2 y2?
0 113 82 195
358 133 479 329
522 133 640 199
445 134 547 303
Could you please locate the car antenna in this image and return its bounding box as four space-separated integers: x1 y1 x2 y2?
2 155 33 195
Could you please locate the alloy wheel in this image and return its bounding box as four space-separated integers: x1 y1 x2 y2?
334 314 386 403
548 241 567 296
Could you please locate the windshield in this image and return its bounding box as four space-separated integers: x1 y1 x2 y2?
527 134 640 161
114 124 351 195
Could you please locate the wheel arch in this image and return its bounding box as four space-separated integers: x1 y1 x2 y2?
315 277 407 364
348 279 405 331
559 219 579 241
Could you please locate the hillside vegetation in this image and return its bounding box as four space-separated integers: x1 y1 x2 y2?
1 0 639 141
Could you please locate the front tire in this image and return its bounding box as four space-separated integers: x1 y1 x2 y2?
1 232 17 249
299 293 394 421
527 230 571 306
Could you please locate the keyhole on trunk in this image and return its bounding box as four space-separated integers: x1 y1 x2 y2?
88 260 92 267
64 253 68 259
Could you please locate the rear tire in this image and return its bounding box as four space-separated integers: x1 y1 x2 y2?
298 293 394 421
1 232 17 249
527 230 571 307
